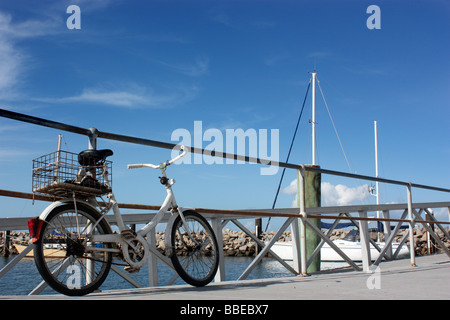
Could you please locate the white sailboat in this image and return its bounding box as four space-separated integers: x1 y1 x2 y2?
270 71 409 262
270 230 409 262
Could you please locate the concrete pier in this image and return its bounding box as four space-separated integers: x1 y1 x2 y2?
1 253 448 300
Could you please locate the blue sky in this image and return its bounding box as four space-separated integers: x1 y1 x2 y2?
0 0 449 228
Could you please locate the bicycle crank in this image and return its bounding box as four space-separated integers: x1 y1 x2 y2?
120 233 150 271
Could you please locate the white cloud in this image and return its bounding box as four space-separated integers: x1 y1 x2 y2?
0 13 25 97
0 8 202 108
0 37 22 95
321 182 370 206
0 2 125 101
282 179 370 207
0 12 59 39
35 84 199 109
56 88 151 108
0 11 60 99
281 179 298 195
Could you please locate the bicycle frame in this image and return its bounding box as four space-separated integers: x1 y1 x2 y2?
87 147 195 265
90 178 190 243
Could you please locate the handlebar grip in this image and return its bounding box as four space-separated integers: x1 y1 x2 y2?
127 164 143 169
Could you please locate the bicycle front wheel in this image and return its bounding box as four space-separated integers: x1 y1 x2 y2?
34 203 113 296
169 210 219 287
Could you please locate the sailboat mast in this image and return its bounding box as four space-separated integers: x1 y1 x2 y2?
374 120 381 238
312 71 317 165
374 120 379 207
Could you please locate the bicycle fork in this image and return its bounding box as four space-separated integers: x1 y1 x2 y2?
175 207 201 245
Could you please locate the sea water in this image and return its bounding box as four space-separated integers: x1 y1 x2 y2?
0 255 346 296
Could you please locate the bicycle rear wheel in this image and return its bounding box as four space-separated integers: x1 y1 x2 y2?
169 210 219 287
34 203 113 296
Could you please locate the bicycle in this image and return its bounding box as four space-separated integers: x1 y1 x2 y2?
28 145 219 296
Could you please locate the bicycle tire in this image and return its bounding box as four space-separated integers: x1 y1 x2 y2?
34 202 113 296
169 210 219 287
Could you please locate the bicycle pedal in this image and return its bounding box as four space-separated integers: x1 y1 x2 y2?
124 265 140 274
120 229 137 240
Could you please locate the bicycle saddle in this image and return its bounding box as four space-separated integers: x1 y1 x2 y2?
78 149 113 166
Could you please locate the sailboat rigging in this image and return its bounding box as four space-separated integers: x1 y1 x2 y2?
265 71 411 262
265 70 356 232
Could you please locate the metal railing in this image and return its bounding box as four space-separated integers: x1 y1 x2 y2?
1 189 449 294
1 108 449 295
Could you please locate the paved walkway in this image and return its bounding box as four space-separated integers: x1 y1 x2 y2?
1 253 449 300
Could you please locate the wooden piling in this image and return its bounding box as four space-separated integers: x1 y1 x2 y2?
1 230 11 257
299 165 321 272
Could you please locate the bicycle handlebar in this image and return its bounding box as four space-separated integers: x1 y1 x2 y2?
127 145 188 170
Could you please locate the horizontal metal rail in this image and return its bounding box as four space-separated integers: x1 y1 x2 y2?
1 200 450 231
1 189 449 231
1 108 449 193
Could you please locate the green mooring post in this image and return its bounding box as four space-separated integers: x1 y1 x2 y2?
298 165 321 273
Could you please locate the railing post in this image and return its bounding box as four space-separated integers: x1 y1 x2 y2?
407 183 416 267
448 207 450 224
291 218 301 273
3 230 11 257
147 229 158 286
88 127 98 150
211 217 225 282
382 210 393 259
426 209 435 254
297 166 307 276
358 210 371 272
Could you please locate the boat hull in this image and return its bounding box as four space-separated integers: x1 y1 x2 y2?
269 240 409 261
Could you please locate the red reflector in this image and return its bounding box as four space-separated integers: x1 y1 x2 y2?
27 218 44 243
27 218 37 237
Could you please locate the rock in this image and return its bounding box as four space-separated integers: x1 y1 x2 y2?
225 249 236 256
239 245 248 253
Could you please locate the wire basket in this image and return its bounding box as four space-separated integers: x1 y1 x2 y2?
32 150 112 198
